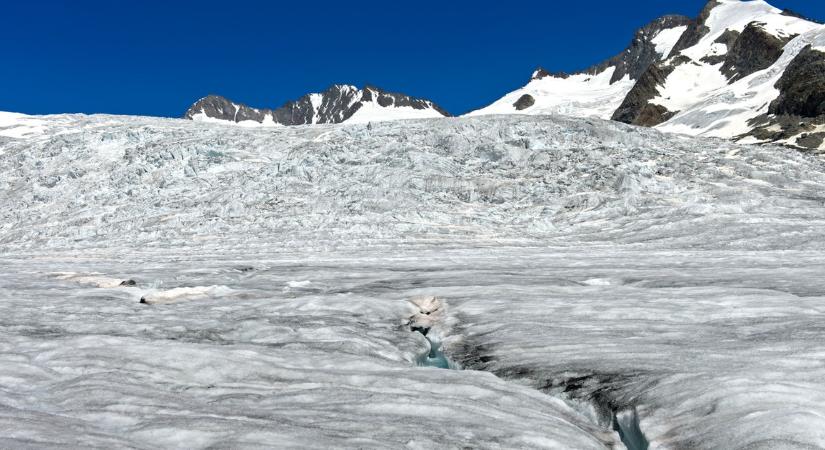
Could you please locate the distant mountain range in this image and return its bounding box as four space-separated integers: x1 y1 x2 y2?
185 85 448 127
185 0 825 151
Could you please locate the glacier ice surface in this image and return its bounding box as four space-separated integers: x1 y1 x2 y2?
2 113 825 448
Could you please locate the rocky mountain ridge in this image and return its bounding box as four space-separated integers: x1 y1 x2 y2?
184 0 825 151
185 84 449 126
471 0 825 151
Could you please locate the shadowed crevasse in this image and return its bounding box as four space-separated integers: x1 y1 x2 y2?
409 302 649 449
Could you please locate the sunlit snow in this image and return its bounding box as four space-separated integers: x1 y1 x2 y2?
467 68 635 120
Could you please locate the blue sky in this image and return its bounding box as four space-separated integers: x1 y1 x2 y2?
2 0 823 117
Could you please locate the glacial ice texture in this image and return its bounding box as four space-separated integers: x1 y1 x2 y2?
2 114 825 448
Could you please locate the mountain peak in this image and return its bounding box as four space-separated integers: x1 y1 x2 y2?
185 85 449 126
469 0 825 150
467 12 692 119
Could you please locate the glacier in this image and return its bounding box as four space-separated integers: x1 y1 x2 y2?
2 113 825 449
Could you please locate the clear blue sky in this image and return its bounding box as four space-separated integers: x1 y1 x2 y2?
2 0 823 117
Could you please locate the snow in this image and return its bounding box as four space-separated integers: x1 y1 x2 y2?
467 0 821 141
191 88 443 126
140 285 233 304
0 111 47 139
651 61 729 112
190 110 280 127
52 272 135 288
309 93 323 124
651 25 687 57
3 113 825 448
652 0 821 139
658 27 825 138
677 0 809 61
190 111 233 124
345 101 444 124
468 20 690 121
467 67 636 120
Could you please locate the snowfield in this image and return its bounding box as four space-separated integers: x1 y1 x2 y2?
2 113 825 449
466 67 637 120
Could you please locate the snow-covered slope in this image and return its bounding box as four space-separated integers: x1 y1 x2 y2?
3 113 825 448
467 16 691 119
658 26 825 141
635 1 821 140
471 0 825 150
180 1 825 150
0 111 47 139
466 67 638 119
185 84 448 126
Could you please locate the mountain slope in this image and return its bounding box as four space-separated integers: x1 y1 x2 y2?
184 84 449 126
470 0 825 151
630 1 819 138
466 15 692 119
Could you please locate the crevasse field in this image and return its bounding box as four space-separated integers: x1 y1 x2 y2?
2 113 825 449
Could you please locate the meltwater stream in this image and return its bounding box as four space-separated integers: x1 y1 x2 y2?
613 409 649 450
409 296 458 370
416 335 455 369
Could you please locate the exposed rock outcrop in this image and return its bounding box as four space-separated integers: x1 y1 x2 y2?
667 1 720 58
185 95 268 123
701 29 741 64
769 46 825 117
721 22 789 81
513 94 535 111
585 15 693 83
611 58 684 126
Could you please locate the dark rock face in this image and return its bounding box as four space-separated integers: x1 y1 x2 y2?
184 95 268 123
796 132 825 149
742 114 825 151
530 68 570 81
513 94 536 111
721 22 788 82
714 29 742 49
530 15 690 86
272 84 362 125
611 1 725 127
769 46 825 117
668 1 720 58
361 85 450 117
185 85 449 125
611 60 680 126
585 15 692 83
